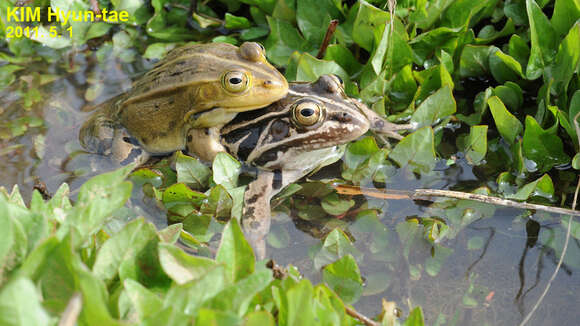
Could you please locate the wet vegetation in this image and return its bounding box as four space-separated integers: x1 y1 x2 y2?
0 0 579 325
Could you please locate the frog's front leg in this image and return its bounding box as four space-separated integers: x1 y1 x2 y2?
353 100 415 139
242 171 275 260
242 169 307 259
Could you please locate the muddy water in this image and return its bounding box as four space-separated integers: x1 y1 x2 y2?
1 57 579 325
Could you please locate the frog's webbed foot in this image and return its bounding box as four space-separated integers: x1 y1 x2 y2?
112 128 150 166
185 127 225 162
242 171 275 260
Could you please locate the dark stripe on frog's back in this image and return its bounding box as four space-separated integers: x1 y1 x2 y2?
221 103 290 161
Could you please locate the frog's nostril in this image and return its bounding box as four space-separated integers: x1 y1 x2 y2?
263 80 282 88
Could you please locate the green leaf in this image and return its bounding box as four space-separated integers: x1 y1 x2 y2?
506 174 555 201
493 82 523 112
321 193 355 216
264 16 311 66
322 254 363 304
522 115 570 172
525 0 559 79
344 136 380 169
296 0 342 47
158 243 218 284
162 183 206 205
195 309 241 325
404 307 425 326
0 278 50 326
487 96 523 144
352 0 391 52
458 45 492 78
323 44 363 76
490 48 525 82
573 153 580 169
216 218 255 283
286 280 316 325
389 127 437 174
225 13 252 29
411 85 456 127
313 229 361 270
200 184 233 218
462 125 488 165
244 311 275 326
208 268 273 316
546 22 580 95
143 42 177 60
551 0 580 36
92 218 158 283
212 152 241 190
70 165 133 241
293 53 348 83
123 279 164 321
85 22 112 40
176 151 211 189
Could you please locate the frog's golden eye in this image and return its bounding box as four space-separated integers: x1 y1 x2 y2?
292 100 323 126
222 70 250 93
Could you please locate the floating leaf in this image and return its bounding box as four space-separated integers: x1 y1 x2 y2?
411 85 456 127
522 115 570 172
487 96 523 144
389 127 437 174
322 254 363 304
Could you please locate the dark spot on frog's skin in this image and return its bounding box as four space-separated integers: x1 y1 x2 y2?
122 136 140 146
204 129 210 135
245 207 255 217
247 194 260 204
167 120 177 130
270 120 289 141
187 134 193 143
155 104 160 110
330 112 352 123
250 220 261 230
374 119 384 129
272 170 282 190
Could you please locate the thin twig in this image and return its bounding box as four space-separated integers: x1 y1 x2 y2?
345 305 379 326
316 20 339 59
518 176 579 326
333 185 580 217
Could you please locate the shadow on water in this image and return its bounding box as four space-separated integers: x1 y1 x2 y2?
1 56 579 325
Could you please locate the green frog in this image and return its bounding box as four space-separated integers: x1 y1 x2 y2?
79 41 288 165
186 74 412 258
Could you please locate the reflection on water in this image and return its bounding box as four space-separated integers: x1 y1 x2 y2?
1 57 579 326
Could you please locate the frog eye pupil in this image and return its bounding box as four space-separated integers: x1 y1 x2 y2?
301 108 315 117
230 77 243 84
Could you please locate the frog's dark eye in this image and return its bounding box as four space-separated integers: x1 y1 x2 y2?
222 70 251 93
332 74 343 86
292 100 323 126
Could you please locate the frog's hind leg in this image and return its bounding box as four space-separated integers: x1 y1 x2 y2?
79 110 117 155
